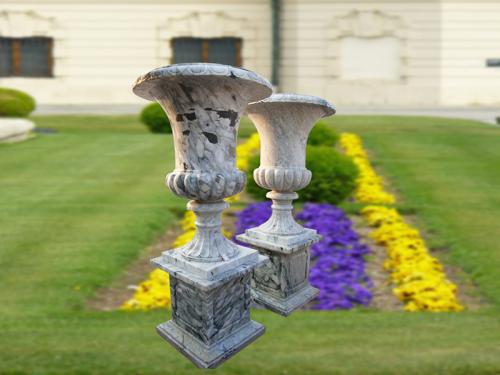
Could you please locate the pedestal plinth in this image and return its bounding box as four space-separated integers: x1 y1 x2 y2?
237 223 320 316
153 243 266 368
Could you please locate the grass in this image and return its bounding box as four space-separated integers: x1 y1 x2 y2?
330 116 500 307
0 114 499 374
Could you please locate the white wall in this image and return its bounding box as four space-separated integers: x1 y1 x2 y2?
440 1 500 106
2 0 500 107
281 0 442 106
0 0 272 105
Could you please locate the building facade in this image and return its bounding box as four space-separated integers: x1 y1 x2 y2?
1 0 500 107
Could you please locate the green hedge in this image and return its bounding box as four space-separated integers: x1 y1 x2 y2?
140 103 171 133
0 88 36 117
246 146 358 205
308 121 339 147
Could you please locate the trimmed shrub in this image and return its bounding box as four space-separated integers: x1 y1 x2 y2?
140 103 171 133
0 88 36 117
246 146 358 205
245 153 267 200
308 121 339 147
300 146 358 204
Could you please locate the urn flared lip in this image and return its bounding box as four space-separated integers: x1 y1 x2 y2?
133 63 273 103
248 93 336 117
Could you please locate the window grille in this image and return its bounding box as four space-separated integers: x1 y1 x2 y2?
172 37 242 66
0 37 53 77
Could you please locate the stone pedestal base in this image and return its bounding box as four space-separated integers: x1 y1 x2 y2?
237 230 321 317
157 319 264 369
152 246 267 368
252 283 318 316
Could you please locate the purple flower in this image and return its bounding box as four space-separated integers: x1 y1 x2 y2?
298 203 373 310
233 201 271 245
234 202 373 310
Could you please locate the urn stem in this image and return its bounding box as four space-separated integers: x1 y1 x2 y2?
181 200 239 262
258 191 305 236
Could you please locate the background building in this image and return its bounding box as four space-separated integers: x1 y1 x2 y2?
1 0 500 107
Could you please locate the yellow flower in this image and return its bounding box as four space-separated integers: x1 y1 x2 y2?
340 133 396 204
362 205 463 312
236 133 260 171
121 269 171 310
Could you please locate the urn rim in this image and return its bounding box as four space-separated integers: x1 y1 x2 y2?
248 93 336 117
133 63 273 103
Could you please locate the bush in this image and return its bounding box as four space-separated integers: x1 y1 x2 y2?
308 121 339 147
0 88 36 117
246 146 358 205
246 154 267 200
140 103 171 133
300 146 358 204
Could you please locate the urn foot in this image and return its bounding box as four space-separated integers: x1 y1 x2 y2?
152 246 267 368
157 320 265 369
252 284 319 317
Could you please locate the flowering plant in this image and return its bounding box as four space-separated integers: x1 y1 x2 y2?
234 202 373 310
339 131 462 312
121 268 171 311
340 133 396 204
362 206 463 312
298 203 373 309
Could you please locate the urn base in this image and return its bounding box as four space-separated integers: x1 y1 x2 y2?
153 244 261 283
157 319 265 369
239 226 320 253
152 246 267 368
252 284 319 317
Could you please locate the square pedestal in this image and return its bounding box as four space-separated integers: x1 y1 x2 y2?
152 248 267 368
157 319 264 369
237 230 320 316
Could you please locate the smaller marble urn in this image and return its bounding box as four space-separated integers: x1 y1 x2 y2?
237 93 335 316
133 63 272 368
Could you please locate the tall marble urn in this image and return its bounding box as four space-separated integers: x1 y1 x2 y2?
133 63 272 368
237 93 336 316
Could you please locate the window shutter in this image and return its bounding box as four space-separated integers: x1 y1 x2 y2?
208 38 241 66
20 37 52 77
172 38 203 64
0 38 13 76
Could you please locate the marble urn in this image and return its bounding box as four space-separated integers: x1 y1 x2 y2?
237 93 336 316
133 63 272 368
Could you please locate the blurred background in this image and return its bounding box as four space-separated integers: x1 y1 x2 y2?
1 0 500 113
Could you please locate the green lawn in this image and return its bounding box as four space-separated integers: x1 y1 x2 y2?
333 116 500 306
0 115 499 374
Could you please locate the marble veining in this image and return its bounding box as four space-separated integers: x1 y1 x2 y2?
133 63 272 368
238 93 335 316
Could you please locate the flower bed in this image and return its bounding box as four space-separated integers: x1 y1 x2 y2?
234 202 373 310
340 132 463 312
362 206 463 312
121 212 195 310
123 130 461 313
339 133 395 204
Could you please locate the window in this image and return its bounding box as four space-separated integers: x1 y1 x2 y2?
340 37 400 80
0 37 53 77
172 37 242 66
